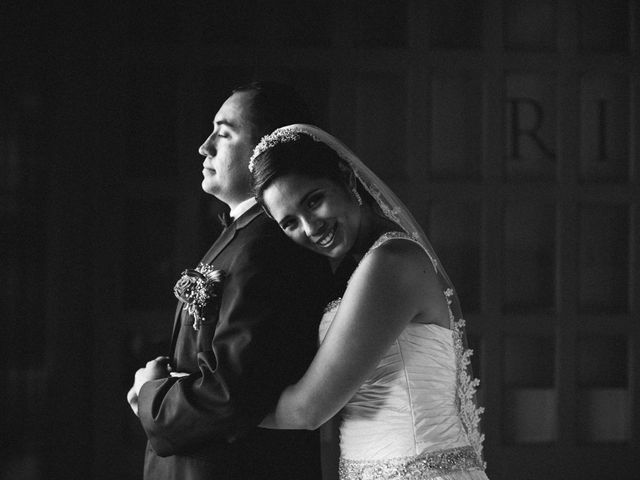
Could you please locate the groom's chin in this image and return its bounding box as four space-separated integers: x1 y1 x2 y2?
201 179 216 196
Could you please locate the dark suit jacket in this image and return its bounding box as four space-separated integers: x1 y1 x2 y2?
138 203 333 480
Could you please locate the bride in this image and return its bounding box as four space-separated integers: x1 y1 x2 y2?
250 125 488 480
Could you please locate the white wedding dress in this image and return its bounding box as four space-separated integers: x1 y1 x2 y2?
319 232 488 480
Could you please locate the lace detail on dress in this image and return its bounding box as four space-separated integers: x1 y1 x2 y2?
325 231 486 472
324 297 342 314
339 446 484 480
446 290 486 469
369 231 416 250
366 231 439 271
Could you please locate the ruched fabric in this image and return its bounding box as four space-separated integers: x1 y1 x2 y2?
318 232 488 479
320 317 468 459
320 314 488 479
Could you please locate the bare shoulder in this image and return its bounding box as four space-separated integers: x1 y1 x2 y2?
351 235 449 326
365 236 434 274
354 236 439 292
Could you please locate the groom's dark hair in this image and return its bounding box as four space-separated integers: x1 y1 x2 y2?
232 81 314 141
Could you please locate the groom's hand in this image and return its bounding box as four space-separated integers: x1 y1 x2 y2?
127 356 172 416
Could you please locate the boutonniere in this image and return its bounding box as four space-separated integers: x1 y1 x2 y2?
173 264 225 330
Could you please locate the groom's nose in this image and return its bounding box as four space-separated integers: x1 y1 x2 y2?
199 134 216 157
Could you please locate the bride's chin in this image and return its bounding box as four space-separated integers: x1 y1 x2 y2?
311 244 337 259
325 243 346 259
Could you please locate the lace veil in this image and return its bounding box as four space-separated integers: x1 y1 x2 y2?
250 124 485 464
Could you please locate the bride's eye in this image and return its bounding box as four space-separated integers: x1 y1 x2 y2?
307 193 323 209
280 218 297 232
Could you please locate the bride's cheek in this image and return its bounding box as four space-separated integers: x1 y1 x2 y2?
288 232 302 244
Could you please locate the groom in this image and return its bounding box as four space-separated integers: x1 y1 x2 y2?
128 82 333 479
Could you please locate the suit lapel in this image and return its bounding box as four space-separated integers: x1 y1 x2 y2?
201 222 238 264
169 302 185 356
200 203 264 263
169 203 264 357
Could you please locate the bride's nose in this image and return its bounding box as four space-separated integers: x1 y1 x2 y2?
301 216 323 238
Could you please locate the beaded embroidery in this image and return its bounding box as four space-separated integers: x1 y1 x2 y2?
339 446 483 480
369 231 418 250
367 231 439 272
249 126 321 172
324 297 342 314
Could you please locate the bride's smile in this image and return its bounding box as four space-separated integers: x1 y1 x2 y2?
262 173 362 261
315 223 337 248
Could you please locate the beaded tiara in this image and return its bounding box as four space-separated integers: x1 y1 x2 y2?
248 126 319 173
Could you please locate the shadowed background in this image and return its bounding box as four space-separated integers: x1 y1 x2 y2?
1 1 639 479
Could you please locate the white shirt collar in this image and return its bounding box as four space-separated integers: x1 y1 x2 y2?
229 197 257 221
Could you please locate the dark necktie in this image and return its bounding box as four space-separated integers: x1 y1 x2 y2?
217 211 233 228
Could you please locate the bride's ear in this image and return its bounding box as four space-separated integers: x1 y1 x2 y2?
337 162 356 189
259 203 274 220
337 163 363 206
347 172 358 192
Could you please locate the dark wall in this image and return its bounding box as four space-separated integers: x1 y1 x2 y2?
2 1 638 479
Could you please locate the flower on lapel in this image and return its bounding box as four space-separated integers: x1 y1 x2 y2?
173 264 225 331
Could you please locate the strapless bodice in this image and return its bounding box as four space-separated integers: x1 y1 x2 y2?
320 309 470 460
319 232 487 479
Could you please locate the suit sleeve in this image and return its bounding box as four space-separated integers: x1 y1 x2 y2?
137 231 332 456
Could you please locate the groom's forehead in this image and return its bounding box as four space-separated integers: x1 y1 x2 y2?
215 92 253 127
212 118 239 130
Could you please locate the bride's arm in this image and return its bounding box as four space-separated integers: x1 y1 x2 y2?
261 239 448 430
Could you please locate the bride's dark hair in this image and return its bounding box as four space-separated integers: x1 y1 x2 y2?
251 134 370 210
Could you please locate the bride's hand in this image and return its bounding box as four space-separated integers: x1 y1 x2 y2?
127 357 180 416
132 356 172 395
259 412 277 429
126 385 139 416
